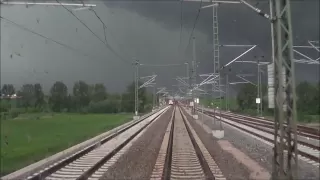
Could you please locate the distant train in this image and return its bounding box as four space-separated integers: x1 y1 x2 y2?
168 100 174 105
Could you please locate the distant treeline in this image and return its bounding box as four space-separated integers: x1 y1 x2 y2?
1 81 156 118
235 81 320 115
201 81 319 122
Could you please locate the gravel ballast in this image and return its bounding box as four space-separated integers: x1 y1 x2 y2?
193 109 320 180
101 107 173 179
181 108 251 180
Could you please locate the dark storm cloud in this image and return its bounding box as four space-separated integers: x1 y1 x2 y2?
1 1 201 92
104 0 319 84
105 0 319 45
0 0 319 95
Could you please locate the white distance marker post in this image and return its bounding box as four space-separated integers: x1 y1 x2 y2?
256 98 261 104
190 101 194 107
193 98 199 119
201 104 204 127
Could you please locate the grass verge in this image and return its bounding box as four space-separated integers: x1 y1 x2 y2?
1 113 132 176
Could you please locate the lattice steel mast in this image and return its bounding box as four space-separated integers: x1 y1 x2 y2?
271 0 298 179
183 1 299 177
134 60 139 116
191 37 197 115
212 1 222 128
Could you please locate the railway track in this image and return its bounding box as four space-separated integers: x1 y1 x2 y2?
219 110 320 140
222 111 320 138
197 107 320 140
197 108 320 167
200 109 320 145
21 106 171 180
150 106 225 180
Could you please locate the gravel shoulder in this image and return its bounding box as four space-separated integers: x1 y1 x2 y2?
181 108 251 180
193 109 320 180
101 107 173 180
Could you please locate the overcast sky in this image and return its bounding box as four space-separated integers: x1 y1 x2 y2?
1 0 319 94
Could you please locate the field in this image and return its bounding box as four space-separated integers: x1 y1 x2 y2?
1 113 132 176
199 97 239 110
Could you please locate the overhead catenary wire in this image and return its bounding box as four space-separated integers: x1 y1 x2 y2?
179 0 183 50
0 1 96 6
56 0 130 64
184 0 203 54
79 0 107 44
140 63 185 67
84 0 132 61
89 8 108 44
0 16 93 59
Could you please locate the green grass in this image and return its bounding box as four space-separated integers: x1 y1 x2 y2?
297 114 320 123
199 98 238 110
1 113 132 176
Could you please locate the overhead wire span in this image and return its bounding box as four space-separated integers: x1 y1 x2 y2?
79 0 107 44
56 0 130 64
89 8 108 44
179 0 183 50
0 16 94 58
184 0 203 54
140 63 184 67
83 0 131 61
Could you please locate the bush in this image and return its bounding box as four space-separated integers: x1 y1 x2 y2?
26 107 42 113
85 100 120 113
0 100 11 112
143 104 153 113
296 113 319 123
8 108 26 119
79 107 89 114
10 110 20 119
1 112 9 120
43 108 52 113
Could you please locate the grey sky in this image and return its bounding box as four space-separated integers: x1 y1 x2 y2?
1 0 319 94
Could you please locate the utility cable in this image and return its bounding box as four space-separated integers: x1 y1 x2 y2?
84 1 132 61
184 0 203 54
79 0 108 44
0 16 94 58
179 0 183 50
89 8 108 44
140 63 184 67
56 0 131 64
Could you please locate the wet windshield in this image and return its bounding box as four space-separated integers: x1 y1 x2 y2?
1 0 319 179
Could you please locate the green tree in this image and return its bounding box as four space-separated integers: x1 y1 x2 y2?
86 99 120 113
34 83 45 108
296 81 319 114
0 100 11 112
65 94 76 112
91 83 107 102
121 81 147 113
87 85 94 101
19 84 35 108
1 84 15 96
49 81 68 112
237 84 257 110
73 81 90 110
